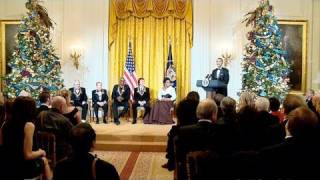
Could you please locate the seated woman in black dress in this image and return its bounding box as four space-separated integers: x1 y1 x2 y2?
58 89 81 125
0 96 51 179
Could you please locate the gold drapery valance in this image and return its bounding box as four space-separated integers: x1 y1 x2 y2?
109 0 193 48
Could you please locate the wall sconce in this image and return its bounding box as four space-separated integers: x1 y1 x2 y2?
221 48 233 67
70 45 83 69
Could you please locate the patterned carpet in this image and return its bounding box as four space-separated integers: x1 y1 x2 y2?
94 151 173 180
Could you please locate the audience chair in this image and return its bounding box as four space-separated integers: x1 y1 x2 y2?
36 131 56 168
186 151 217 180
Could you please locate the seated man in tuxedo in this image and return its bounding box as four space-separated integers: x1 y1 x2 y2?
111 77 130 125
92 82 108 124
211 58 229 96
132 78 151 124
69 80 88 120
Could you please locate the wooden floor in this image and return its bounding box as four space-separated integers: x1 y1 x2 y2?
91 119 174 152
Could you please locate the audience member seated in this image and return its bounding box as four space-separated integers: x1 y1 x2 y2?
217 96 237 127
69 80 88 121
36 96 73 161
282 94 306 126
259 107 320 179
58 89 81 125
36 91 51 117
175 99 234 180
213 93 225 119
162 92 200 171
238 91 256 111
269 97 284 122
111 77 130 125
305 88 315 109
255 97 285 147
236 105 259 151
53 123 119 180
217 96 239 150
144 77 176 124
132 78 151 124
0 96 51 179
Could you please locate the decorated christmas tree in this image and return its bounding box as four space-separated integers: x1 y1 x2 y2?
4 0 64 98
241 0 290 100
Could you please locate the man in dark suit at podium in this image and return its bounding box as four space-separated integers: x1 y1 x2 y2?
69 80 88 120
211 58 229 96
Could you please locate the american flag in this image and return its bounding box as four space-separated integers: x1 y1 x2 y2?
124 42 138 99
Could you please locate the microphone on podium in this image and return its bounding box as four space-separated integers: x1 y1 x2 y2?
205 74 211 79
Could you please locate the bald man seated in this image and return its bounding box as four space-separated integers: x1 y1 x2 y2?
36 96 74 161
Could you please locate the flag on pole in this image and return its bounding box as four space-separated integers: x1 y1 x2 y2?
165 43 176 88
124 41 138 99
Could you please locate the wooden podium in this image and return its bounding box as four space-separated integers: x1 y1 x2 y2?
196 79 227 99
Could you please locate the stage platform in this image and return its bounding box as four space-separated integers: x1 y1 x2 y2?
91 119 174 152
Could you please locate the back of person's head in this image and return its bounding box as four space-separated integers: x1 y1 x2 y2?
287 107 318 138
283 94 306 115
196 99 217 122
311 95 320 113
269 97 280 112
237 105 257 125
176 99 199 126
10 96 36 125
255 97 270 112
239 91 256 110
57 89 71 106
186 91 200 102
39 91 51 104
51 96 67 113
220 96 236 115
70 123 96 155
213 94 225 107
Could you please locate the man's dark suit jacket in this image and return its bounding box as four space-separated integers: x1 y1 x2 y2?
36 108 73 160
133 87 150 103
175 120 235 180
69 87 88 106
92 89 108 104
111 85 130 103
211 67 229 96
36 104 49 116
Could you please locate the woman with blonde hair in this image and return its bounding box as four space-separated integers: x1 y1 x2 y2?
238 91 256 111
57 89 81 125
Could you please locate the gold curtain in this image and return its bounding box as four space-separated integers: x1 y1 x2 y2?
108 0 192 100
